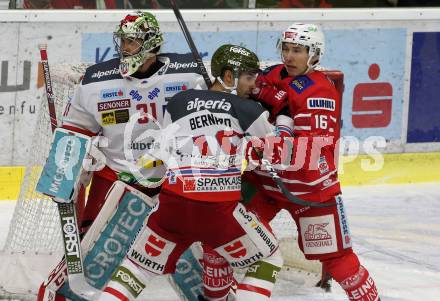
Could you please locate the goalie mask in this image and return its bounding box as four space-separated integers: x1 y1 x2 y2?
277 23 325 71
114 11 164 77
211 44 260 92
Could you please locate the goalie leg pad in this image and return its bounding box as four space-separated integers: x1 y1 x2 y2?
236 248 283 301
215 203 278 269
100 259 152 301
82 181 154 288
40 181 154 301
37 257 68 301
170 243 205 301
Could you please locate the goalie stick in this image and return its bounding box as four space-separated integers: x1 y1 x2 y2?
168 1 333 208
39 44 100 300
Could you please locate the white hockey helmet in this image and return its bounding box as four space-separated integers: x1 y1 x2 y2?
113 11 164 77
277 23 325 70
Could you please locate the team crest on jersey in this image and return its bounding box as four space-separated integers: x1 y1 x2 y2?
307 98 335 111
289 75 314 94
101 109 129 126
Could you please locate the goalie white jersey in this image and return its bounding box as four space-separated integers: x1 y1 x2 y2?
62 53 205 178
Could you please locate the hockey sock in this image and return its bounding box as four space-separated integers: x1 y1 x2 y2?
339 266 380 301
202 247 234 301
323 253 380 301
235 248 283 301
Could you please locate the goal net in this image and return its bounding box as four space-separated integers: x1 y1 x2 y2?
0 62 319 300
0 63 90 300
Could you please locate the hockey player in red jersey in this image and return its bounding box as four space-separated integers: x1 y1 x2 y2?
96 44 284 301
242 23 382 301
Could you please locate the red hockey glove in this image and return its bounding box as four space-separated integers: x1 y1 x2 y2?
251 75 288 117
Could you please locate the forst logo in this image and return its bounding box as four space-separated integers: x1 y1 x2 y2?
130 90 143 101
229 46 250 56
148 88 160 100
100 88 125 100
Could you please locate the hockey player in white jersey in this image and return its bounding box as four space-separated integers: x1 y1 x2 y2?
37 11 205 301
96 44 284 301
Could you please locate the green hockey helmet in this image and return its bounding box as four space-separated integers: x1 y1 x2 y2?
211 44 260 79
113 11 164 77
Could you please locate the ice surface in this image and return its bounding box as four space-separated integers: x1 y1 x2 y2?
1 183 439 300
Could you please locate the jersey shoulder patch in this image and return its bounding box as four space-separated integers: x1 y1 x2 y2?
160 53 201 74
82 58 122 85
289 75 315 94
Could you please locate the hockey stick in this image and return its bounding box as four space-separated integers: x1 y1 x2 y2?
168 3 333 208
39 44 100 300
259 157 333 207
39 45 58 132
170 0 212 88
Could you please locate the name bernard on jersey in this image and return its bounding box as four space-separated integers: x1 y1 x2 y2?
189 114 231 130
187 98 231 112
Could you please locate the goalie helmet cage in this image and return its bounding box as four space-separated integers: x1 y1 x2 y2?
0 63 342 299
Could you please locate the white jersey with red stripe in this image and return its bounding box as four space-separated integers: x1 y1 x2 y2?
161 89 275 202
62 54 205 179
254 64 342 203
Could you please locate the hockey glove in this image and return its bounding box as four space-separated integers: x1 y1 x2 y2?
251 75 288 117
